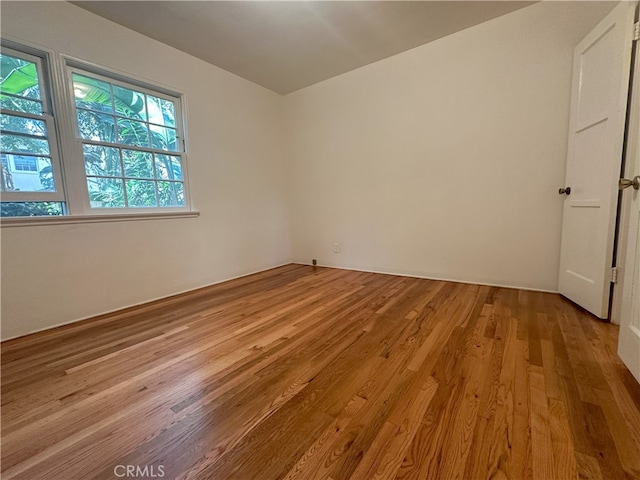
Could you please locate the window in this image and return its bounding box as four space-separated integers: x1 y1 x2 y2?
13 155 39 172
70 70 186 209
0 47 65 217
0 41 191 219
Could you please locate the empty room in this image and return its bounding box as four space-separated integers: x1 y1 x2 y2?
1 1 640 479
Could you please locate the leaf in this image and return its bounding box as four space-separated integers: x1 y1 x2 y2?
0 63 38 95
74 74 146 119
73 74 113 110
113 85 145 117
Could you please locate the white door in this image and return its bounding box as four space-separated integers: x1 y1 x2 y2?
618 40 640 384
558 2 637 318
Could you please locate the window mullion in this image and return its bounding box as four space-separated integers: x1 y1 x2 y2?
0 91 43 104
42 115 65 196
0 150 51 158
174 96 191 208
48 51 90 215
78 138 181 157
1 190 65 202
0 109 48 122
0 130 47 141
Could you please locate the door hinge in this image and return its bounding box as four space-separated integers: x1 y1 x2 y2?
634 22 640 41
611 266 619 284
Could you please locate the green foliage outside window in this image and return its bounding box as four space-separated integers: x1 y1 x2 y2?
73 72 185 209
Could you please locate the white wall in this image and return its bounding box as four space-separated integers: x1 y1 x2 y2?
283 1 614 292
0 1 291 340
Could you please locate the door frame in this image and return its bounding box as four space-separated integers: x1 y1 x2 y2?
611 5 639 326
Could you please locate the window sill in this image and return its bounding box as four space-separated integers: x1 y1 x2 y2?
0 210 200 227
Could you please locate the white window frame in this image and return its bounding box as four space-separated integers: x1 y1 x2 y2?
0 44 66 205
0 39 197 225
64 61 191 215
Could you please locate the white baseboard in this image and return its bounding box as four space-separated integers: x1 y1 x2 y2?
293 262 559 294
1 261 293 342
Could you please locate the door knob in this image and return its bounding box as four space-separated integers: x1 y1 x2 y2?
559 187 571 195
619 176 640 190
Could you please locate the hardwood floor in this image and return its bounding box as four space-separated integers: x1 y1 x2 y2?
2 264 640 480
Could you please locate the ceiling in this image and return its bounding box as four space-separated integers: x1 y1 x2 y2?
73 1 537 95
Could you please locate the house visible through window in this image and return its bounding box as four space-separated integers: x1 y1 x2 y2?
0 41 190 218
13 155 38 172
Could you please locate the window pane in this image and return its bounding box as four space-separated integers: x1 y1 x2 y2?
154 154 182 180
72 73 113 113
150 125 177 151
87 177 125 208
113 85 146 120
1 114 47 137
117 118 150 148
158 181 184 207
1 201 64 217
122 149 153 179
126 179 157 207
147 95 175 127
0 54 41 100
83 144 121 177
1 155 54 192
1 133 50 155
0 95 42 114
77 109 116 143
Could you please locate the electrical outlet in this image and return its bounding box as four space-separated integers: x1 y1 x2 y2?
312 259 317 266
333 242 340 253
